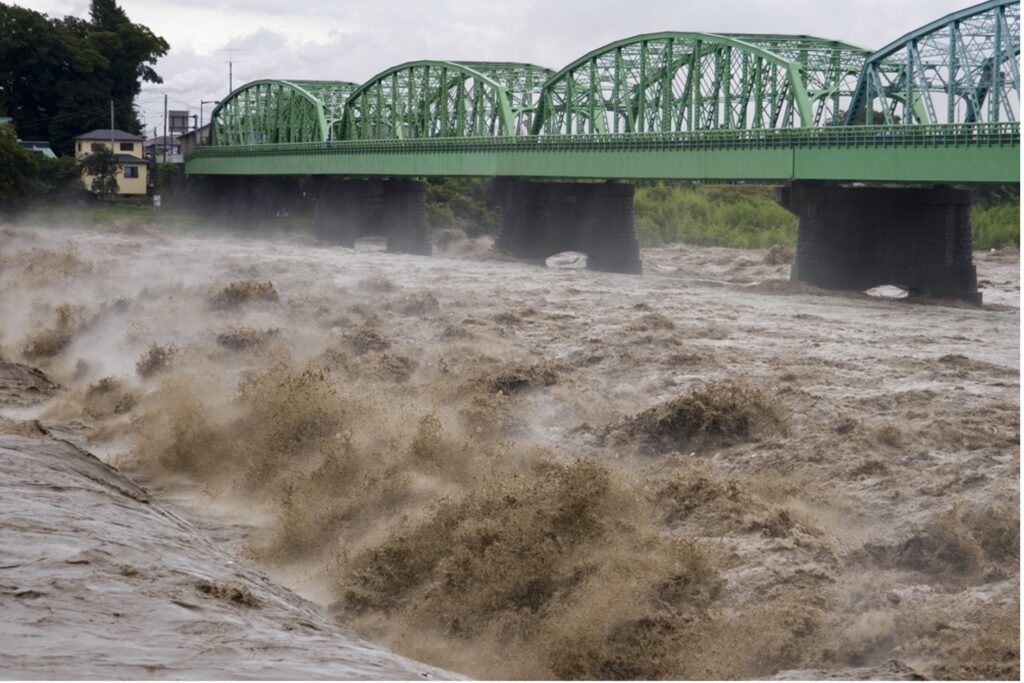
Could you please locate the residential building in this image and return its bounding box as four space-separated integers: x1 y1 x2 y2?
178 124 209 160
144 135 183 164
74 129 148 196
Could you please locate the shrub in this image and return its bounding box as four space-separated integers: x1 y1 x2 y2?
426 177 499 237
0 124 38 212
972 201 1019 249
634 182 797 248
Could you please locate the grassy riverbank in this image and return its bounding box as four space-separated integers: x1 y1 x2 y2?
634 183 798 248
634 182 1020 251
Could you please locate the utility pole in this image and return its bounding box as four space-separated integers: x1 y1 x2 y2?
110 99 115 145
221 45 244 92
200 99 220 129
163 94 168 163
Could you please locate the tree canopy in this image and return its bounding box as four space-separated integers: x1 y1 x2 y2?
0 0 168 155
0 123 39 213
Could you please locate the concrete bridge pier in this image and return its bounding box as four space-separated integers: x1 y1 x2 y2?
779 181 981 304
194 176 304 226
312 177 363 247
312 178 431 256
493 179 642 274
380 179 432 256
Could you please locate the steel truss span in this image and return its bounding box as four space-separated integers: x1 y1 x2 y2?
208 80 358 146
846 0 1020 125
337 61 554 141
532 33 868 135
189 0 1020 183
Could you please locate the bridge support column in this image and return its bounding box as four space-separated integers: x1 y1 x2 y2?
312 178 431 256
312 177 363 247
779 182 981 304
192 175 304 226
493 179 641 274
381 180 431 256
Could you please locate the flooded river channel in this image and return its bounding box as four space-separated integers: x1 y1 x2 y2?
0 221 1018 679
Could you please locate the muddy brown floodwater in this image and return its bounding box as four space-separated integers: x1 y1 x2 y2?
0 220 1018 680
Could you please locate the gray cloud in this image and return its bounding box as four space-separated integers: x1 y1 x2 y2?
21 0 976 134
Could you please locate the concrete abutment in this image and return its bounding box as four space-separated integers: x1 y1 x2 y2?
779 181 981 304
492 179 642 275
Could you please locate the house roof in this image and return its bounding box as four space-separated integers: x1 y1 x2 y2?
81 150 147 164
19 140 57 159
76 129 144 142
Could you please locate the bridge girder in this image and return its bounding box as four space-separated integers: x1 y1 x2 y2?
530 32 861 135
846 0 1021 125
338 61 553 140
208 79 358 146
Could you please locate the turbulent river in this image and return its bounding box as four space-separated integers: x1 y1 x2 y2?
0 219 1018 679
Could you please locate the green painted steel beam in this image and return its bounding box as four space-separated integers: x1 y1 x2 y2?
846 0 1020 125
338 61 526 140
208 79 358 145
186 122 1019 184
531 32 821 135
192 1 1019 187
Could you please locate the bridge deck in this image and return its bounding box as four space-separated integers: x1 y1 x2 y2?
186 123 1020 183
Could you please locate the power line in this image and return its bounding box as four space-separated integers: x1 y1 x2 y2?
15 99 140 127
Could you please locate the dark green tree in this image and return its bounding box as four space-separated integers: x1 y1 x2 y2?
0 1 167 155
84 0 168 133
36 156 83 200
79 145 119 199
0 123 39 213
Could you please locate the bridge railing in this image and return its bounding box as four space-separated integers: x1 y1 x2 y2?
186 122 1019 162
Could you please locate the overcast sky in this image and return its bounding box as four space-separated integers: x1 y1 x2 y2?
19 0 977 136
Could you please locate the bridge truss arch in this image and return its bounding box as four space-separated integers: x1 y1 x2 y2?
338 61 552 140
531 32 867 135
208 79 359 146
846 0 1020 125
724 35 870 126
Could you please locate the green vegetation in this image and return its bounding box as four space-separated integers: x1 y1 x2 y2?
634 182 798 248
633 181 1020 252
34 156 82 200
0 123 38 213
78 146 119 199
16 201 208 231
0 0 168 155
972 185 1020 250
972 203 1020 249
152 162 183 194
426 177 499 237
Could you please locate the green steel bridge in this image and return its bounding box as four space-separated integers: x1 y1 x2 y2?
186 0 1020 184
186 0 1019 303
